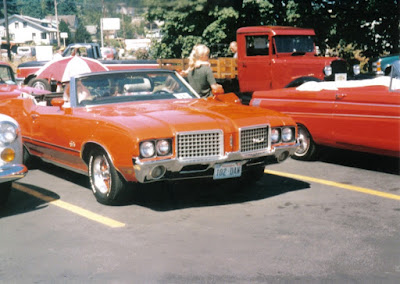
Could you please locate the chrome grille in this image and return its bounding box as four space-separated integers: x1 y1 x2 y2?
240 126 269 152
177 130 223 160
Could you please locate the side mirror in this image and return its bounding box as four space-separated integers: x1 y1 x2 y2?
51 97 65 107
212 92 242 105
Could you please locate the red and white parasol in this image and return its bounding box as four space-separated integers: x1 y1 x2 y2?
35 56 109 83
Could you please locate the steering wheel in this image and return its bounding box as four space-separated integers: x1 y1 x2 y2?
153 90 172 95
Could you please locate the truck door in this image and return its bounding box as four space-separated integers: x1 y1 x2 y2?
237 34 272 93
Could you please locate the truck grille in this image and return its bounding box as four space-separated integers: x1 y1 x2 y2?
177 130 223 160
240 126 269 153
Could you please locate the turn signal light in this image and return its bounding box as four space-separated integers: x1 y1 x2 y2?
1 148 15 163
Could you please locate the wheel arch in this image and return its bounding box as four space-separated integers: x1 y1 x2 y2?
284 76 322 88
81 141 129 182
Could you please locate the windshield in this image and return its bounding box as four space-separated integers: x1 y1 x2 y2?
0 65 16 85
73 71 197 106
274 35 315 53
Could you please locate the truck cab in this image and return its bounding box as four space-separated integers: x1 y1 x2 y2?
236 26 355 93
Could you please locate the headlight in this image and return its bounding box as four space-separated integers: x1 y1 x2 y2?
271 128 280 143
353 64 360 75
324 65 332 76
140 141 155 158
156 139 171 156
281 127 293 142
0 121 18 146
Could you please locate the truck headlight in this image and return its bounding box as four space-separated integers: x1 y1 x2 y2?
156 139 171 156
0 121 18 146
271 128 280 143
324 65 332 76
281 127 293 142
140 141 155 158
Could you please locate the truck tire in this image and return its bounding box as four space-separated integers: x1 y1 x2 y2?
285 77 322 88
293 125 318 161
28 78 51 91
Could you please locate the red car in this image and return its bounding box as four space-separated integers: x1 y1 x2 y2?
250 60 400 160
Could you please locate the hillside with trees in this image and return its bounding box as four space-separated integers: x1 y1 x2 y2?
1 0 399 64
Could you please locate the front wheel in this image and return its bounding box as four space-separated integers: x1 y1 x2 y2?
28 78 50 91
0 182 12 205
293 125 318 161
88 149 128 205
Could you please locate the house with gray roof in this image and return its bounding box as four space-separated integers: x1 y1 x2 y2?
0 14 57 45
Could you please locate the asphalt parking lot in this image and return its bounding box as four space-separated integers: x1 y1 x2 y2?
1 147 399 283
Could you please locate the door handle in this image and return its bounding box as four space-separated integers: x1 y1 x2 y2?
335 93 346 100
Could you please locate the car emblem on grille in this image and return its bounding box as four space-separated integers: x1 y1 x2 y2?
253 137 265 143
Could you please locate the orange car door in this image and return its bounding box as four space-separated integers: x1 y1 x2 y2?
333 86 400 153
29 105 85 169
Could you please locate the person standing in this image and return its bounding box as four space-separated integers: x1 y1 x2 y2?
229 41 238 58
52 46 65 60
186 44 221 97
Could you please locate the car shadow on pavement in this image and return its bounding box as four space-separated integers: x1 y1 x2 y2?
317 147 400 175
31 161 310 211
0 183 60 218
127 173 310 211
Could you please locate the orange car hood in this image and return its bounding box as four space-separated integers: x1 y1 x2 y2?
80 99 293 135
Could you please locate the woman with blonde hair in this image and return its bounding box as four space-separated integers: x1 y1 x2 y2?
186 44 221 97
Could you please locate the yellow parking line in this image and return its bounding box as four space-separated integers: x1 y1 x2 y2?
13 183 126 228
265 169 400 201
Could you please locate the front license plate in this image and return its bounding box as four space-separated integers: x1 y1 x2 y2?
213 162 242 180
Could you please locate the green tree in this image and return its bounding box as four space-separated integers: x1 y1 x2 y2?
59 19 71 45
74 22 91 43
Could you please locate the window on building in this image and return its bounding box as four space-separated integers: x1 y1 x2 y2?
15 22 19 29
23 22 27 28
41 33 46 40
32 33 36 40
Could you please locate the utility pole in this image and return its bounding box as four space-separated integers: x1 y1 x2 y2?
2 0 11 61
54 0 60 46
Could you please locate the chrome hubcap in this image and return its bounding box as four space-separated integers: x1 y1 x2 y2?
296 127 310 156
92 156 111 194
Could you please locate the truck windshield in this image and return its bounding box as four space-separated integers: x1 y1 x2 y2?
0 65 16 85
274 35 315 53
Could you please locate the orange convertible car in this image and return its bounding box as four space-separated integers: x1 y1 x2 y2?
251 60 400 160
0 69 298 204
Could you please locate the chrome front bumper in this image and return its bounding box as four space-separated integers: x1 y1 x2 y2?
133 143 299 183
0 164 28 183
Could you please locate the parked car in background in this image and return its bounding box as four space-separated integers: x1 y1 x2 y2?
368 54 400 76
0 114 27 205
0 69 298 205
16 46 36 57
0 61 49 99
250 60 400 160
101 47 117 60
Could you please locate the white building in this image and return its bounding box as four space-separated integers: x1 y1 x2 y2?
0 14 57 45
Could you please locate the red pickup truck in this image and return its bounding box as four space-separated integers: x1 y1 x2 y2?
158 26 360 102
16 43 159 90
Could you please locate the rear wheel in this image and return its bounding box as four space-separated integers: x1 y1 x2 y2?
28 78 50 91
293 125 318 161
88 149 127 205
0 182 12 205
